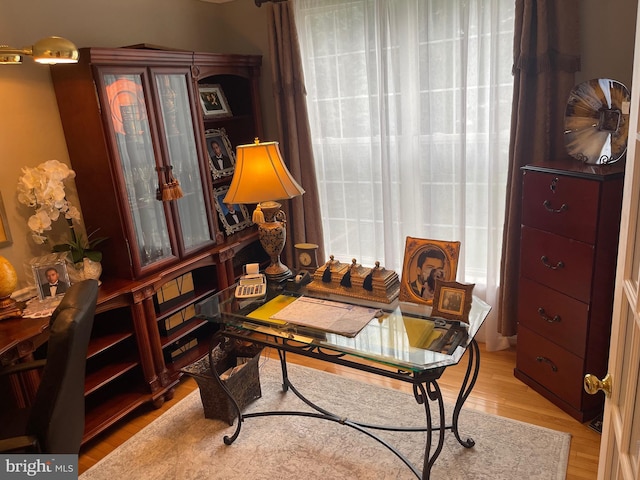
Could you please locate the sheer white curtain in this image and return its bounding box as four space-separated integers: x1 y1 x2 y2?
294 0 514 350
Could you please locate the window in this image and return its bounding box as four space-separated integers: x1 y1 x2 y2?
294 0 514 302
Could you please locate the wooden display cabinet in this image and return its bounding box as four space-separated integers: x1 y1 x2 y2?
49 46 266 444
52 48 222 280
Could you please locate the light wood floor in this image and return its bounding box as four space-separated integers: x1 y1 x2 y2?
79 344 601 479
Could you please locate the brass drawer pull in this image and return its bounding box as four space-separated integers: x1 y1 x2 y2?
542 200 568 213
537 307 561 323
536 356 558 372
540 256 564 270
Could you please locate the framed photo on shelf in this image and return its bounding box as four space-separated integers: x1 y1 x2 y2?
198 84 232 119
399 236 461 306
205 128 236 179
31 253 72 300
431 280 474 323
212 184 252 236
0 191 12 247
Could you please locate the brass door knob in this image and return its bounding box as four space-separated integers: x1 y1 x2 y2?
584 373 612 398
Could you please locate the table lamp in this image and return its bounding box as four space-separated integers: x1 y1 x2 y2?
224 138 305 282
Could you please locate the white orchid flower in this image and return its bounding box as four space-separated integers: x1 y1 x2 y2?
17 160 84 248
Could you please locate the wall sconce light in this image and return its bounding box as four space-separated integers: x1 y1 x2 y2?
0 36 79 65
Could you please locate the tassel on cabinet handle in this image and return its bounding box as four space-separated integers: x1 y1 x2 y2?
541 255 564 270
536 356 558 372
537 307 561 323
543 200 568 213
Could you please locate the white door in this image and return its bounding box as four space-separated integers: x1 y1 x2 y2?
594 5 640 477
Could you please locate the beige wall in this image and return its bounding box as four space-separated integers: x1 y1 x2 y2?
578 0 637 87
0 0 636 288
0 0 273 287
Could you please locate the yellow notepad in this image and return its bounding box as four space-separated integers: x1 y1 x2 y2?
246 295 297 325
403 317 442 349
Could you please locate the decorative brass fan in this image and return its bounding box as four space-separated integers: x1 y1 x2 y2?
564 78 630 165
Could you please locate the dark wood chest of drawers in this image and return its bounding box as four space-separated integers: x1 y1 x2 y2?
514 159 625 422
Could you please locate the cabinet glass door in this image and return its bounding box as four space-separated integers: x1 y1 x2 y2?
104 73 172 267
155 73 211 252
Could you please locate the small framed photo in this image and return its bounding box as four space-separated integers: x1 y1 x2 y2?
205 128 236 179
198 84 232 119
399 236 461 306
213 185 252 236
31 255 72 300
431 280 474 323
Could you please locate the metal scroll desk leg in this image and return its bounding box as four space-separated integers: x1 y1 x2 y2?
413 378 446 480
413 340 479 479
451 338 480 448
278 349 290 392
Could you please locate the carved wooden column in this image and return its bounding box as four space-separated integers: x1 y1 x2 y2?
130 288 161 392
138 286 171 388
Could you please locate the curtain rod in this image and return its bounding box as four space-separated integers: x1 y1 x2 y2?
255 0 286 6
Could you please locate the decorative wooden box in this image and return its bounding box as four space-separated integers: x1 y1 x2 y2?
307 256 400 304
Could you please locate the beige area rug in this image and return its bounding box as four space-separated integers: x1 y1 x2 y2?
80 359 571 480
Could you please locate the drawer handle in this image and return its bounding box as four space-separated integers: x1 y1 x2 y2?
536 356 558 372
540 256 564 270
542 200 568 213
537 307 561 323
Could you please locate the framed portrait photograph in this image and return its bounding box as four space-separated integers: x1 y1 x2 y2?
399 236 461 306
213 185 252 236
31 255 72 300
205 128 236 179
198 84 232 119
431 280 474 323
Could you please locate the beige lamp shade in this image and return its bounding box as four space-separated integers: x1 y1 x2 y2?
223 138 304 282
223 139 305 205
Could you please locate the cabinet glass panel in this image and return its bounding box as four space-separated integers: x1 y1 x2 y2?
155 74 211 250
104 73 172 266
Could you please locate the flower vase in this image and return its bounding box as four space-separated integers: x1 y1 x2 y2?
82 258 102 283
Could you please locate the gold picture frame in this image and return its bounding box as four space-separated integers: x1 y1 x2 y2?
431 280 474 323
0 191 12 248
198 84 232 119
399 236 461 305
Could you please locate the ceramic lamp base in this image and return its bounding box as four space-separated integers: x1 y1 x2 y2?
257 201 293 283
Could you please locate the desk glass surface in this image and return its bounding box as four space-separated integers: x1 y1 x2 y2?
215 287 491 373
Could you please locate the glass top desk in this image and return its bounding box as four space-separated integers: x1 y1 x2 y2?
207 285 491 480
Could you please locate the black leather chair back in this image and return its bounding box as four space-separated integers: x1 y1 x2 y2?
27 279 98 453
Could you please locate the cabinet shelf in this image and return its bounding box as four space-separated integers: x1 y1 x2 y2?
85 358 140 395
87 331 133 358
161 317 208 346
84 383 153 444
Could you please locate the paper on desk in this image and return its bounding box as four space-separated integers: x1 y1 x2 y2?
246 295 296 325
269 296 380 337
